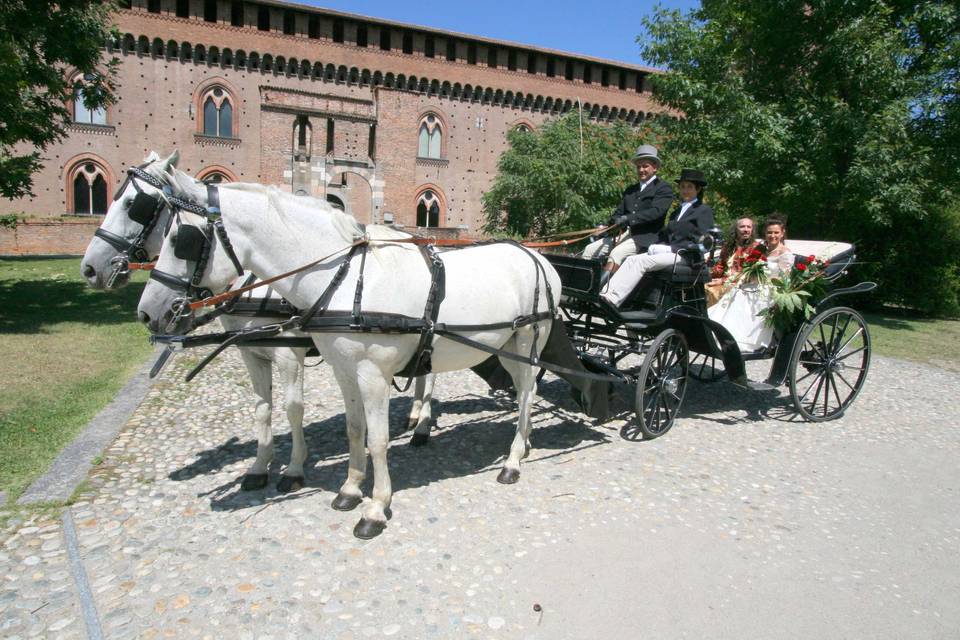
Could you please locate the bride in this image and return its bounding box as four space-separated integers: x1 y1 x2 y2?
707 215 794 352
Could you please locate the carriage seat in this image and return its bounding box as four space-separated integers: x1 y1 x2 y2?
649 261 711 285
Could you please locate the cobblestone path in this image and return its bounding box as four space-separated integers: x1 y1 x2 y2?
2 348 958 639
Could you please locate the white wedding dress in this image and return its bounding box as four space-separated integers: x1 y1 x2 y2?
707 250 794 352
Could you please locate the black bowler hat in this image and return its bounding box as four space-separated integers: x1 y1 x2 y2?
676 168 708 187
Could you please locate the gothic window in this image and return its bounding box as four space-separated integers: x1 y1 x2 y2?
70 162 109 215
416 190 441 228
72 74 107 125
201 86 234 137
417 114 442 159
201 171 227 184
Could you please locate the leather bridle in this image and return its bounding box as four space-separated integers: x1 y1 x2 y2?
95 165 170 286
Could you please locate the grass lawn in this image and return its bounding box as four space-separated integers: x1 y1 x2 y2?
0 257 152 504
864 309 960 372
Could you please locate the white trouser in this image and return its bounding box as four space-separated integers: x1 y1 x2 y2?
581 233 640 266
601 249 679 306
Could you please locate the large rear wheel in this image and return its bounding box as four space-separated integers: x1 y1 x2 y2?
624 329 689 441
789 306 871 421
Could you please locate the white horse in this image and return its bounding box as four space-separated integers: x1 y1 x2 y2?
80 151 435 493
137 168 560 538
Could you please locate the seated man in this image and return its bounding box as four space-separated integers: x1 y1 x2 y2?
581 144 674 281
705 216 759 306
601 169 715 308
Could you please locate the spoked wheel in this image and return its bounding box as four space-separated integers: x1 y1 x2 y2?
789 306 871 421
623 329 689 441
688 352 726 382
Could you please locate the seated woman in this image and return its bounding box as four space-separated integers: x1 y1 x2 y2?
705 216 759 307
600 169 715 308
707 215 794 352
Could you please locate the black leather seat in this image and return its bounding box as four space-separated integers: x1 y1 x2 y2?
650 261 710 285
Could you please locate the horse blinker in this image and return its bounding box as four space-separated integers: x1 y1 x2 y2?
174 224 207 262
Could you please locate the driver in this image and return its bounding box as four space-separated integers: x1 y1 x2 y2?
601 168 715 308
581 144 674 282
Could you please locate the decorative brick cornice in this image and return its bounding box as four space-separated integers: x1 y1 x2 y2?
66 123 116 136
416 157 449 168
193 133 243 147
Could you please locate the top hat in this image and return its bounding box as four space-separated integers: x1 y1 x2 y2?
632 144 661 166
676 168 708 187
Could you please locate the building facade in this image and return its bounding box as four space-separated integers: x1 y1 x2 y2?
7 0 659 245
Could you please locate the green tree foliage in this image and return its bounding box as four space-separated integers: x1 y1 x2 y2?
0 1 118 200
641 0 960 315
483 113 670 237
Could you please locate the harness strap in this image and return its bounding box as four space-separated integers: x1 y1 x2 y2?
351 242 368 328
295 244 360 328
207 185 244 277
188 239 367 311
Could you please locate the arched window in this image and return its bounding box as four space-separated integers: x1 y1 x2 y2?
200 86 234 137
72 74 107 125
70 162 109 215
417 114 442 159
196 166 237 184
416 190 441 227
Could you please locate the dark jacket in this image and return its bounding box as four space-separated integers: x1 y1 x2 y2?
608 177 675 250
659 199 715 254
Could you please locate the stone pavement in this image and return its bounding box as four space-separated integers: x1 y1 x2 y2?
2 347 958 639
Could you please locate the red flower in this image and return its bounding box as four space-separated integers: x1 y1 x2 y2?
797 262 807 271
807 255 816 262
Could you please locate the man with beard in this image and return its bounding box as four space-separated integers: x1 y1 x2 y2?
706 216 759 306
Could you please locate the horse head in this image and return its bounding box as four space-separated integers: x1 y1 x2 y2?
80 150 179 288
136 207 241 335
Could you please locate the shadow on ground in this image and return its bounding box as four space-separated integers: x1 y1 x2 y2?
0 278 147 333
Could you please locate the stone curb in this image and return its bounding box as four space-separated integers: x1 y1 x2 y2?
16 348 162 505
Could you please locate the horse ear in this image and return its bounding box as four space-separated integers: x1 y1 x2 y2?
144 151 160 163
161 149 181 170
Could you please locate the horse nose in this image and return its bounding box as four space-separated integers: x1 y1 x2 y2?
138 310 151 325
82 263 96 279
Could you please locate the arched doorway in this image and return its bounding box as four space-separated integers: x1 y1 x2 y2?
326 171 372 223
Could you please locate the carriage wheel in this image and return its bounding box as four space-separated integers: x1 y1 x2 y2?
624 329 689 441
789 306 871 422
688 352 726 382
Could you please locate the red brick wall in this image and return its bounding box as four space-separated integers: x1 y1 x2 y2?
0 220 101 256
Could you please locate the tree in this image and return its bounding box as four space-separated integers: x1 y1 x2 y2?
483 113 670 238
641 0 960 314
0 1 118 200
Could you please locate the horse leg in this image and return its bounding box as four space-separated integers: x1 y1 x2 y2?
276 349 307 494
354 361 393 539
238 350 273 491
330 367 367 512
495 329 539 485
408 373 436 447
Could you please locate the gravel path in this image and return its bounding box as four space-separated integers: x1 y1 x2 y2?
2 348 958 639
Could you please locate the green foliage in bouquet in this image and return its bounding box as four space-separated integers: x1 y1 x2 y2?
761 256 830 334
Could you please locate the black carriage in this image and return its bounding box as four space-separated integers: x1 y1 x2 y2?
544 238 876 440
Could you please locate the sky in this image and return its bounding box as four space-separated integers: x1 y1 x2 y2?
296 0 701 68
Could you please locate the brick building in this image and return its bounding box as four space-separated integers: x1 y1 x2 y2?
4 0 659 253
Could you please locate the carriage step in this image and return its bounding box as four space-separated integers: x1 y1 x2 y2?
730 376 777 392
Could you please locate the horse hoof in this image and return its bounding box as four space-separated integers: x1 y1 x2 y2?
277 475 305 494
240 473 269 491
331 493 362 511
353 518 386 539
496 467 520 484
409 432 430 447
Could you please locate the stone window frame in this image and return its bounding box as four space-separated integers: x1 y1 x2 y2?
64 153 115 216
196 165 237 183
510 119 536 134
416 110 447 160
192 77 240 139
414 184 446 228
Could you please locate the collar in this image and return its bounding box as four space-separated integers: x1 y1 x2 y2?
639 175 658 191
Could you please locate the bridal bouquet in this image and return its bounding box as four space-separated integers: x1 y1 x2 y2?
735 246 769 285
761 255 830 333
